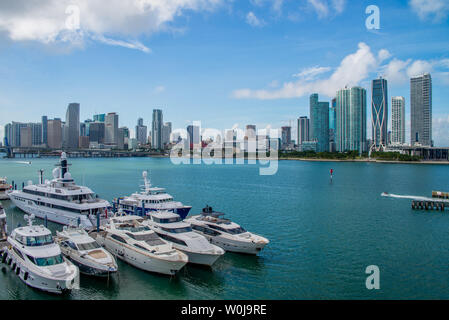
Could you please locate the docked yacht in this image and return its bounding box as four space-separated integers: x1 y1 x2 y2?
9 153 111 229
56 226 118 277
116 171 191 219
94 213 188 276
0 177 11 200
0 215 79 294
185 206 269 255
144 211 225 266
0 203 7 241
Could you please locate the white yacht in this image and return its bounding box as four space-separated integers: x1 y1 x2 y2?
56 226 118 277
0 203 7 241
144 211 225 266
9 153 111 229
0 215 79 294
94 213 188 276
116 171 192 220
185 206 269 255
0 177 11 200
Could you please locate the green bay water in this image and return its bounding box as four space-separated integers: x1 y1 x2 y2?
1 157 449 300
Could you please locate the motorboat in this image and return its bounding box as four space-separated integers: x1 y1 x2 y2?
0 214 79 294
144 211 225 266
0 177 11 200
56 226 118 277
9 153 111 229
116 171 191 219
185 206 269 255
0 203 7 241
94 213 188 276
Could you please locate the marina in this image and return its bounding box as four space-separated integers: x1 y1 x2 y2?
1 157 449 299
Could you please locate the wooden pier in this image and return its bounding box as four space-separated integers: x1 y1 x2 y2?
382 191 449 212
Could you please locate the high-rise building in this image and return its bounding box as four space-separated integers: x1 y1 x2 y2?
28 123 42 146
244 125 257 153
411 73 432 146
88 122 105 144
391 96 405 145
297 116 309 146
281 126 292 148
117 127 126 149
371 77 388 150
105 112 119 145
65 103 80 149
310 93 330 152
187 124 200 149
11 122 28 147
329 99 337 152
93 114 105 122
47 119 62 149
135 118 148 145
42 116 48 146
20 127 32 147
162 122 172 148
336 86 367 153
4 123 12 147
152 109 163 150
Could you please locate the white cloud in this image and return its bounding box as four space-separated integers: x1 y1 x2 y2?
433 115 449 146
154 85 166 93
307 0 346 18
409 0 449 22
233 42 378 99
0 0 223 52
293 66 332 80
246 11 265 27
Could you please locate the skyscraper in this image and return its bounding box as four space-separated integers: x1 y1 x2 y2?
4 123 12 147
152 109 163 150
411 73 432 146
88 122 105 144
187 124 200 149
297 116 309 146
162 122 172 148
336 86 367 153
105 112 119 144
309 93 329 152
47 119 62 149
391 96 405 145
42 116 48 146
93 114 105 122
281 126 292 148
65 103 80 149
329 99 337 152
135 118 148 145
371 77 388 150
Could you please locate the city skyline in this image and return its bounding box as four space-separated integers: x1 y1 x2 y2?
0 1 448 145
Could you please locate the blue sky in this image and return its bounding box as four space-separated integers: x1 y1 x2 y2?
0 0 448 145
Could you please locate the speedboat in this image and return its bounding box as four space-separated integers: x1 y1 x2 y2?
94 213 188 276
9 152 111 229
116 171 191 219
56 226 118 277
0 177 11 200
185 206 269 255
0 203 7 241
144 211 225 266
0 214 79 294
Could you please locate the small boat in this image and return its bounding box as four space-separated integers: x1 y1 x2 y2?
56 226 118 277
185 206 269 255
94 213 188 276
144 211 225 266
116 171 192 219
0 177 11 200
0 214 79 294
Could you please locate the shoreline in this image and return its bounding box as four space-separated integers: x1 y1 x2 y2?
279 157 449 165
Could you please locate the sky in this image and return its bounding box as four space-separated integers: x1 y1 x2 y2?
0 0 448 145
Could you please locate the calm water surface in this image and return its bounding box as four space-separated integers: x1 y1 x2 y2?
1 157 449 300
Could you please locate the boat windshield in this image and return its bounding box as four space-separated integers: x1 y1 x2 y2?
25 234 54 246
119 226 151 233
154 217 181 223
162 226 192 234
225 227 247 235
33 254 65 266
77 241 101 251
127 232 165 245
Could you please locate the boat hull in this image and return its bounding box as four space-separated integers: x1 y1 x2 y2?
177 248 223 266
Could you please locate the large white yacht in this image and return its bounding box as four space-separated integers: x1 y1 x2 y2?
116 171 192 219
94 213 188 276
0 203 7 241
0 177 11 200
185 206 269 255
56 226 118 277
9 153 111 229
0 215 79 294
144 211 225 266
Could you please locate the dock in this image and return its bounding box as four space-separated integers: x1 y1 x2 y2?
382 191 449 211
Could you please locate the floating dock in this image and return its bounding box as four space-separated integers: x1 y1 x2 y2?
382 191 449 211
